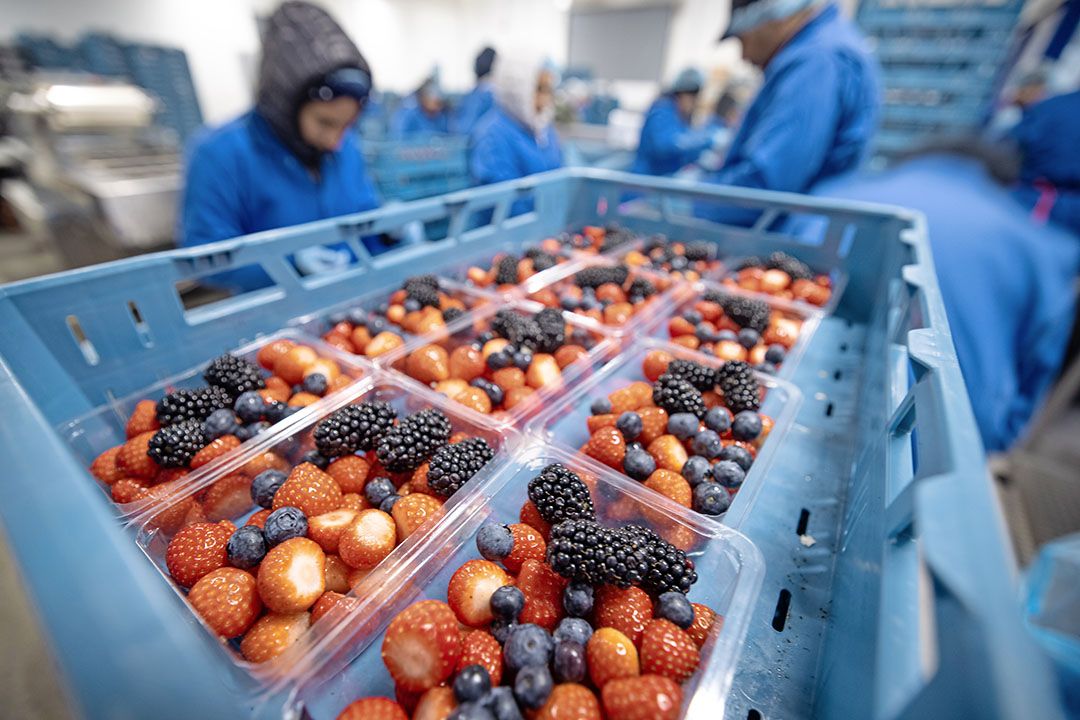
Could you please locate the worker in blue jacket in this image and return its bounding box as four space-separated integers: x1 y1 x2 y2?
389 75 450 139
698 0 880 225
453 47 497 135
179 1 385 291
1010 89 1080 236
631 68 718 177
469 51 562 216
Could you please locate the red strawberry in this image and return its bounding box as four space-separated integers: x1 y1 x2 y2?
608 382 652 414
639 619 701 683
390 493 444 541
202 473 252 521
518 559 567 631
257 537 326 613
240 612 310 664
643 469 692 508
381 600 462 692
447 559 512 627
90 446 125 485
525 354 562 389
647 435 688 473
586 426 626 469
412 687 456 720
310 590 359 624
601 674 682 720
667 316 697 338
686 602 720 648
181 501 208 528
272 462 344 517
394 685 423 716
642 350 674 382
586 413 617 434
308 509 359 554
519 500 552 541
338 509 397 570
457 630 503 686
340 492 370 513
327 455 371 494
637 407 669 446
533 683 602 720
323 554 351 593
336 697 409 720
503 523 546 573
165 521 232 588
126 399 160 438
594 585 654 646
246 508 272 529
190 435 241 469
241 451 290 478
188 567 261 638
143 489 198 535
586 627 640 688
117 431 159 479
111 476 150 504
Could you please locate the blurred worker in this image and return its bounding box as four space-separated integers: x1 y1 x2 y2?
469 50 562 215
390 75 450 139
179 1 383 288
1010 89 1080 236
630 68 719 177
698 0 880 224
453 47 497 135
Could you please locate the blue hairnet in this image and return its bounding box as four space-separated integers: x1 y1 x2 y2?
670 67 704 94
722 0 825 38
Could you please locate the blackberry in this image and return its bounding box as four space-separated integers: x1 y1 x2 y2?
665 359 717 392
684 242 713 262
495 255 519 285
313 401 397 457
403 275 441 308
598 226 637 253
732 256 763 272
547 520 629 586
534 308 566 354
652 373 707 418
573 264 629 289
442 306 466 325
766 251 813 281
531 252 558 272
491 309 544 351
203 354 266 400
376 408 452 472
627 278 656 300
147 420 207 467
716 360 761 413
706 292 771 334
622 524 698 594
528 464 596 524
156 386 232 426
427 437 495 497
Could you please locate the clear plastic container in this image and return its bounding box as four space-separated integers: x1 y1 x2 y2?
286 441 765 720
639 281 822 380
57 329 372 519
606 236 725 281
126 372 519 697
527 339 802 522
708 254 848 315
441 238 578 300
379 300 620 428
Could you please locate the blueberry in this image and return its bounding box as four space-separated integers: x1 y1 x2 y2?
264 506 308 546
738 328 761 349
404 298 421 313
698 346 715 356
718 444 753 471
626 441 645 453
328 311 348 325
731 411 763 441
364 477 396 507
691 429 723 459
203 408 238 440
302 373 328 396
616 411 642 441
477 523 514 561
599 298 612 309
756 362 779 375
487 351 512 371
562 581 593 617
682 309 703 325
477 331 497 345
226 525 267 569
590 398 612 416
560 296 579 311
449 702 496 720
490 619 517 645
234 391 266 424
554 617 592 646
485 686 523 720
367 316 387 334
513 664 553 710
765 344 786 364
552 640 587 683
670 255 689 270
471 378 505 406
291 384 305 395
263 401 287 424
704 406 732 434
490 585 525 621
379 494 401 513
454 664 491 703
712 459 746 488
622 448 656 481
693 482 732 515
656 591 695 629
695 324 720 343
680 455 711 486
346 308 367 326
301 449 329 469
251 469 287 508
237 421 270 440
503 623 553 671
667 412 699 440
716 329 738 343
512 352 532 371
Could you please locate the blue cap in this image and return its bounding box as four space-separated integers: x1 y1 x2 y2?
671 67 704 94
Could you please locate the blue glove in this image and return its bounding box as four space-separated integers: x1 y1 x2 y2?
295 246 351 276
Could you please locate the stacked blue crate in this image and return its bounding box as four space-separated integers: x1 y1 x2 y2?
15 33 78 71
76 33 131 79
123 42 203 142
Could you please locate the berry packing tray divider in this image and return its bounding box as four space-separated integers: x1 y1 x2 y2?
283 439 765 720
57 328 374 521
525 338 803 527
126 367 525 701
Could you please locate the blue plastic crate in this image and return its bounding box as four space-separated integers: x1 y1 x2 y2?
362 136 470 202
0 169 1064 719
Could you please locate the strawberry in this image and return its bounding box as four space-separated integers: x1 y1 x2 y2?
188 567 261 638
310 590 359 624
586 426 626 469
447 559 512 627
695 300 722 322
600 674 682 720
639 619 701 683
143 489 198 534
647 435 688 473
340 492 370 513
125 399 160 438
257 537 326 613
181 501 208 528
667 316 696 338
166 521 232 587
364 331 405 358
686 603 720 648
409 463 438 497
455 387 493 415
519 500 552 541
308 509 359 554
240 611 310 663
671 335 700 350
491 367 526 392
517 558 567 632
586 413 617 434
90 446 125 485
433 379 470 401
257 339 295 370
596 283 627 304
637 407 669 446
642 350 674 382
608 382 652 414
338 509 397 570
272 463 344 517
586 627 640 688
246 508 271 529
320 552 350 592
391 493 444 541
503 523 546 573
449 346 485 381
190 435 241 469
604 302 634 325
643 469 692 508
288 392 321 408
457 630 503 686
381 600 462 692
412 686 456 720
406 344 450 384
117 431 159 479
241 451 290 478
503 386 536 411
554 344 588 369
326 455 371 494
594 585 654 647
203 473 252 521
533 683 602 720
526 354 562 389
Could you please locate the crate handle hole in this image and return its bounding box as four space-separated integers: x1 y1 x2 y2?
825 401 834 417
796 508 810 535
839 342 849 353
65 315 100 366
772 588 792 632
748 710 763 720
127 301 154 348
833 369 842 381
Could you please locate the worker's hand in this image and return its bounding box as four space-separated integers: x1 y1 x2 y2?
295 246 352 276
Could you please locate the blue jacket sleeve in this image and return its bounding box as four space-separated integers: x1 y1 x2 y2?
642 105 714 169
469 127 518 187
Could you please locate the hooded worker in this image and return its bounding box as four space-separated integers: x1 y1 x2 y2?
390 72 450 139
631 68 720 177
179 1 383 287
1010 89 1080 236
698 0 880 225
452 46 497 135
